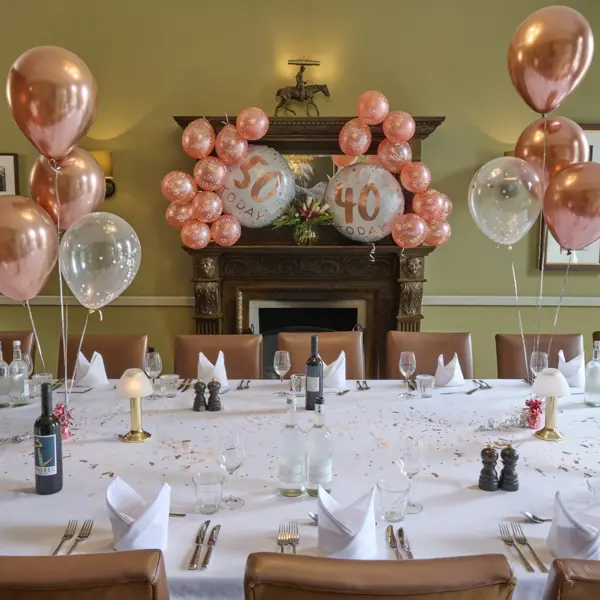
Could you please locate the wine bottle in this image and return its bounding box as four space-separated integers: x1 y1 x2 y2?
305 335 323 411
9 340 27 406
277 396 305 497
306 397 333 496
34 382 63 495
585 341 600 407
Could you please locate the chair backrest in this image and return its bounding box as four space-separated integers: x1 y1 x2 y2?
174 334 263 379
593 331 600 344
0 549 169 600
58 334 149 379
542 558 600 600
245 552 515 600
495 334 584 379
0 331 35 368
277 331 365 380
386 332 473 379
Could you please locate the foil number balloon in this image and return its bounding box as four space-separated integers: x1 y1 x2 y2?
221 145 294 228
325 163 405 243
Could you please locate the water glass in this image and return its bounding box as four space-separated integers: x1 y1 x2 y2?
193 471 224 514
398 352 417 398
290 373 305 396
416 374 435 398
159 374 179 398
31 373 53 401
399 435 424 514
377 477 410 522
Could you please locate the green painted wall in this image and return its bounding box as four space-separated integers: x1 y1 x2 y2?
1 0 599 376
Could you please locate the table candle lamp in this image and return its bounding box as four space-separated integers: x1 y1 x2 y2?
117 368 153 443
532 368 570 441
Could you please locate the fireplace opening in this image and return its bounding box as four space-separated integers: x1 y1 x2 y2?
249 300 366 379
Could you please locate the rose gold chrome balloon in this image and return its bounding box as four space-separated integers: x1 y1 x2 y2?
215 125 248 165
191 191 223 223
211 214 242 247
194 157 228 191
339 119 371 156
383 111 415 143
30 148 105 230
7 46 98 160
425 220 451 246
161 171 196 204
544 162 600 251
508 6 593 114
165 202 193 230
400 162 431 193
377 140 412 173
0 195 59 301
412 188 447 223
515 117 589 186
392 213 427 248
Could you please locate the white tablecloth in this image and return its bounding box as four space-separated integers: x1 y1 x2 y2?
0 380 598 600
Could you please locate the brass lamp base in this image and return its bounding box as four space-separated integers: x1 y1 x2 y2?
120 396 150 443
121 429 151 443
535 427 564 442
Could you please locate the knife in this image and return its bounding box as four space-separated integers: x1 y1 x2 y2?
200 524 221 570
188 520 210 571
398 527 413 559
386 525 401 560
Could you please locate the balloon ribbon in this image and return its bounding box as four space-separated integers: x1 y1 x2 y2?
23 301 47 374
547 252 573 356
508 245 528 379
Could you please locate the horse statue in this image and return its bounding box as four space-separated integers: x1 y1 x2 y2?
275 84 330 117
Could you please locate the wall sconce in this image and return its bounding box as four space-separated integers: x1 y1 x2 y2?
89 150 115 199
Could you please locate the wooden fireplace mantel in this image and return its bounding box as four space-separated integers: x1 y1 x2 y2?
185 242 434 378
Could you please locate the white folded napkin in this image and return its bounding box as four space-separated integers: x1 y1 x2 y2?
318 486 377 559
323 351 346 389
547 491 600 560
434 353 465 387
74 351 109 387
106 477 170 552
558 349 585 388
197 351 229 388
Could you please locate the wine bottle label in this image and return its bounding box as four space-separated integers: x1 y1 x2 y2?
306 376 320 392
34 434 58 476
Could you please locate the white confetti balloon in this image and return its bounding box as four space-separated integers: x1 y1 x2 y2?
221 145 294 228
325 163 405 242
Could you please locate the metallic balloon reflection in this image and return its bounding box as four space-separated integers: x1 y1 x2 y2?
325 163 405 243
468 157 543 246
59 213 141 310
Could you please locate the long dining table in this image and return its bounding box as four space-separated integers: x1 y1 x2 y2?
0 379 597 600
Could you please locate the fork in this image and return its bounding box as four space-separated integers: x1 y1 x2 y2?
511 523 548 573
499 524 534 572
362 381 371 390
476 380 492 390
177 379 189 392
356 380 365 391
67 520 94 555
288 522 299 554
237 380 246 390
244 380 251 389
465 384 482 395
52 520 78 555
277 524 289 553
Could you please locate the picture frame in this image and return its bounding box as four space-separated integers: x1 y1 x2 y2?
0 153 19 196
538 123 600 270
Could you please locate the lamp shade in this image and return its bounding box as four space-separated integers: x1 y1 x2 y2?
116 368 153 398
532 368 571 398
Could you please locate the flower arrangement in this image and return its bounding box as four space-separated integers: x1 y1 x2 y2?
53 403 74 441
273 194 334 245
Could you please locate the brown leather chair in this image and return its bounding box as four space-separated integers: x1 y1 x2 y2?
495 334 584 379
278 331 365 380
0 549 169 600
245 552 515 600
58 334 148 379
0 331 35 367
386 332 474 379
542 558 600 600
593 331 600 344
174 334 263 379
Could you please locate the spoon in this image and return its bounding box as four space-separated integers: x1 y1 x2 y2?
308 512 318 524
521 511 552 523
